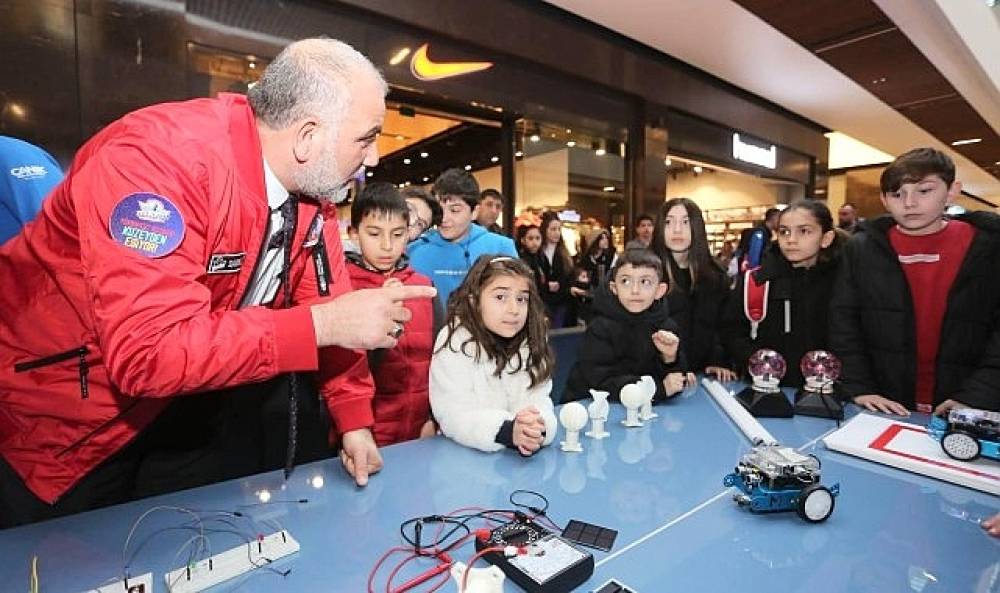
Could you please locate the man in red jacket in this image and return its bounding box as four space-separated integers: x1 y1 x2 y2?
0 38 434 527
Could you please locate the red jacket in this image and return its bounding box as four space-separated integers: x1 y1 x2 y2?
0 94 374 503
346 255 433 446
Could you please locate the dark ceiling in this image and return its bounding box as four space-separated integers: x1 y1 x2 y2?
734 0 1000 181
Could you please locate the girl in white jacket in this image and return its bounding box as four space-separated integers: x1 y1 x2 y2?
430 255 557 455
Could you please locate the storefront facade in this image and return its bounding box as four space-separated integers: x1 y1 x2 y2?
1 0 829 247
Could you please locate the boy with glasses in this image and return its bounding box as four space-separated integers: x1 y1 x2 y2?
564 249 687 402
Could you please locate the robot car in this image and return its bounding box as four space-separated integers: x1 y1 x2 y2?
723 444 840 523
927 408 1000 462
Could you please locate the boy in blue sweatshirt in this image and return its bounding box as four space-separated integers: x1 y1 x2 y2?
407 168 517 306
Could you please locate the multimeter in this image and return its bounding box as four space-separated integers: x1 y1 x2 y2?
474 516 594 593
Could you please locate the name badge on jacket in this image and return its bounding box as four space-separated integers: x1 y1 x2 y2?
207 252 245 274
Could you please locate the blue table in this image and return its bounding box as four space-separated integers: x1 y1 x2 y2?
1 383 997 593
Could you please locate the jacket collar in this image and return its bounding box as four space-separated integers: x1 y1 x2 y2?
222 93 267 205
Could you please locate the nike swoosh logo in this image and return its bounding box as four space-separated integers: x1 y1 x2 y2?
410 43 493 81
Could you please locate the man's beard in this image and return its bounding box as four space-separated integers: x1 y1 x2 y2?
294 155 353 204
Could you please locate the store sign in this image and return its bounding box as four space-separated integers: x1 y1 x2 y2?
732 133 777 169
410 44 493 81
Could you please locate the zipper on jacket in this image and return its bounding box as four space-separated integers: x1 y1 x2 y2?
14 346 90 399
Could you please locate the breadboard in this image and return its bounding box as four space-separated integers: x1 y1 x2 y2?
164 530 299 593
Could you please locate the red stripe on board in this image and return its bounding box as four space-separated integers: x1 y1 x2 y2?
867 423 999 481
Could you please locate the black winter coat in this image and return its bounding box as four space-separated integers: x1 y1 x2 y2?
829 212 1000 411
538 248 571 309
563 284 684 403
721 249 840 387
664 257 730 372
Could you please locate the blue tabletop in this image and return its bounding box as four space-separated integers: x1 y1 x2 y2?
1 383 997 593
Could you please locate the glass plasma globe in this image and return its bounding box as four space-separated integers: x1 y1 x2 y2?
800 350 842 393
747 349 786 390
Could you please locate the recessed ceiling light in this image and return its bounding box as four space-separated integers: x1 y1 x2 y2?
603 186 615 192
464 164 472 171
422 176 429 182
693 166 704 174
515 151 523 157
595 148 606 156
389 47 411 66
566 141 576 147
403 158 412 164
664 157 672 166
530 134 540 142
366 171 373 177
420 152 429 158
490 156 500 163
951 138 982 146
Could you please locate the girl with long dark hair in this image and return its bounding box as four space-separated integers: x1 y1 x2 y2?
651 197 737 381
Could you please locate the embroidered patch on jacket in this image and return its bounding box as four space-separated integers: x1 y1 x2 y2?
207 252 246 274
108 192 185 258
897 253 940 264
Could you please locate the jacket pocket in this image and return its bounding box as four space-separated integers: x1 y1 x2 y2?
14 346 90 399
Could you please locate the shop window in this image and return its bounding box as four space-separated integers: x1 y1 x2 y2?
514 119 628 256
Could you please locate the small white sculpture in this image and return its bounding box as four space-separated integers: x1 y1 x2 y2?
638 375 658 420
620 383 644 427
451 561 505 593
585 389 610 439
559 402 588 452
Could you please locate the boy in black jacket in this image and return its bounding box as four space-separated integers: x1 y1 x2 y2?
830 148 1000 415
563 249 686 403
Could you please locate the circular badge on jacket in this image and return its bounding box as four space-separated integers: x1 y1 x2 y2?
108 192 186 258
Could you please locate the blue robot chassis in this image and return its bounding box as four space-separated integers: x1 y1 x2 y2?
927 408 1000 462
723 444 840 523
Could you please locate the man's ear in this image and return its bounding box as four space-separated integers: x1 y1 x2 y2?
654 282 668 300
292 117 322 164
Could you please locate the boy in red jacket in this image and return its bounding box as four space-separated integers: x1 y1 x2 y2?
347 183 438 445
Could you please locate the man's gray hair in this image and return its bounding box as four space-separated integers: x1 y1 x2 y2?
248 38 387 129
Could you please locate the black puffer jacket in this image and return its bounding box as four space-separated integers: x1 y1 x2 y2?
563 283 684 403
664 257 730 372
721 249 840 387
829 212 1000 411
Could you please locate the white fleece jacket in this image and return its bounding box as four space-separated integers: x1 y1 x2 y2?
430 325 557 452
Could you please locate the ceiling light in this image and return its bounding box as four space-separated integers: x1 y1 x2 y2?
693 165 703 174
403 158 412 165
515 151 523 157
248 62 256 70
566 141 576 147
490 156 499 163
603 186 615 192
596 148 606 156
951 138 982 146
395 135 405 141
7 103 25 118
398 183 405 188
389 47 411 66
566 128 572 133
366 171 373 177
420 151 429 158
530 134 540 142
464 164 472 171
664 157 672 166
422 176 429 182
